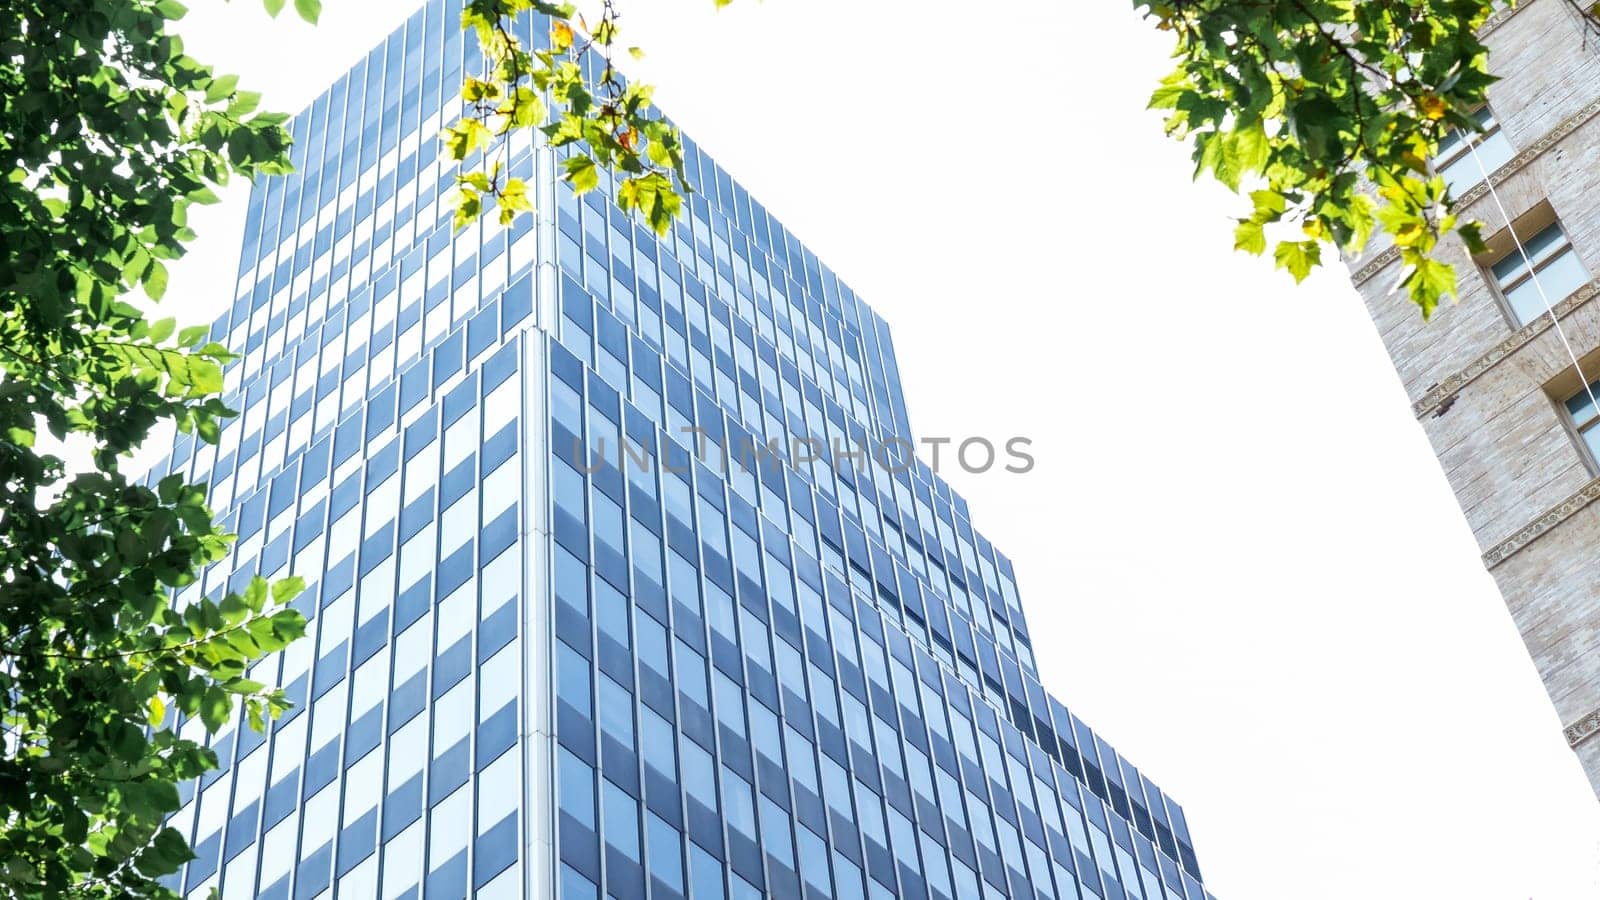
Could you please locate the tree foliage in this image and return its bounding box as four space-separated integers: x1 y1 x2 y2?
2 0 727 890
1136 0 1504 317
448 0 719 235
0 0 314 895
457 0 1513 319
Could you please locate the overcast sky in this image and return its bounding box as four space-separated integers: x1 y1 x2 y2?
163 1 1600 896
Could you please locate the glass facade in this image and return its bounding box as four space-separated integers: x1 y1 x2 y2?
141 2 1213 898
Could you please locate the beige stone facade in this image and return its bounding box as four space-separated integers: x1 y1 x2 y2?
1347 0 1600 792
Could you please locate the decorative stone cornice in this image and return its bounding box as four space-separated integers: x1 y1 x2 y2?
1483 475 1600 568
1411 278 1600 419
1565 707 1600 748
1350 95 1600 287
1350 246 1401 288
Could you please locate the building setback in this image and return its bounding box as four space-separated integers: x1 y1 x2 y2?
143 0 1214 896
1345 0 1600 791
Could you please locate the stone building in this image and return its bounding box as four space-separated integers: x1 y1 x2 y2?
1347 0 1600 790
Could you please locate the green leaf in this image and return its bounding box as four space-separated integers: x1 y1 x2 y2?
229 90 262 117
616 172 681 235
1148 72 1188 110
454 189 483 230
507 87 545 129
244 577 269 611
293 0 321 24
1248 189 1285 222
563 155 599 195
5 857 42 885
500 178 532 213
1407 256 1458 318
263 0 287 16
144 261 169 301
1234 220 1266 255
270 576 305 605
1273 239 1321 283
188 359 223 395
1216 125 1269 191
442 119 491 161
147 828 195 871
219 591 250 625
204 74 239 103
271 609 308 643
199 686 231 733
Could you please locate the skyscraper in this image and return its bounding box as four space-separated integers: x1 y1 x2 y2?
145 1 1214 897
1344 0 1600 792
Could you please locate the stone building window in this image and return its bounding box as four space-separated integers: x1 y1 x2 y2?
1489 220 1589 326
1564 380 1600 465
1435 106 1515 194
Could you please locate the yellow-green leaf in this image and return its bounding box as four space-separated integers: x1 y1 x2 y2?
563 155 599 195
1234 220 1266 255
501 177 532 213
1273 239 1321 283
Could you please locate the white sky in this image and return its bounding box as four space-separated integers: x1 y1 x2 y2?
163 1 1600 897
